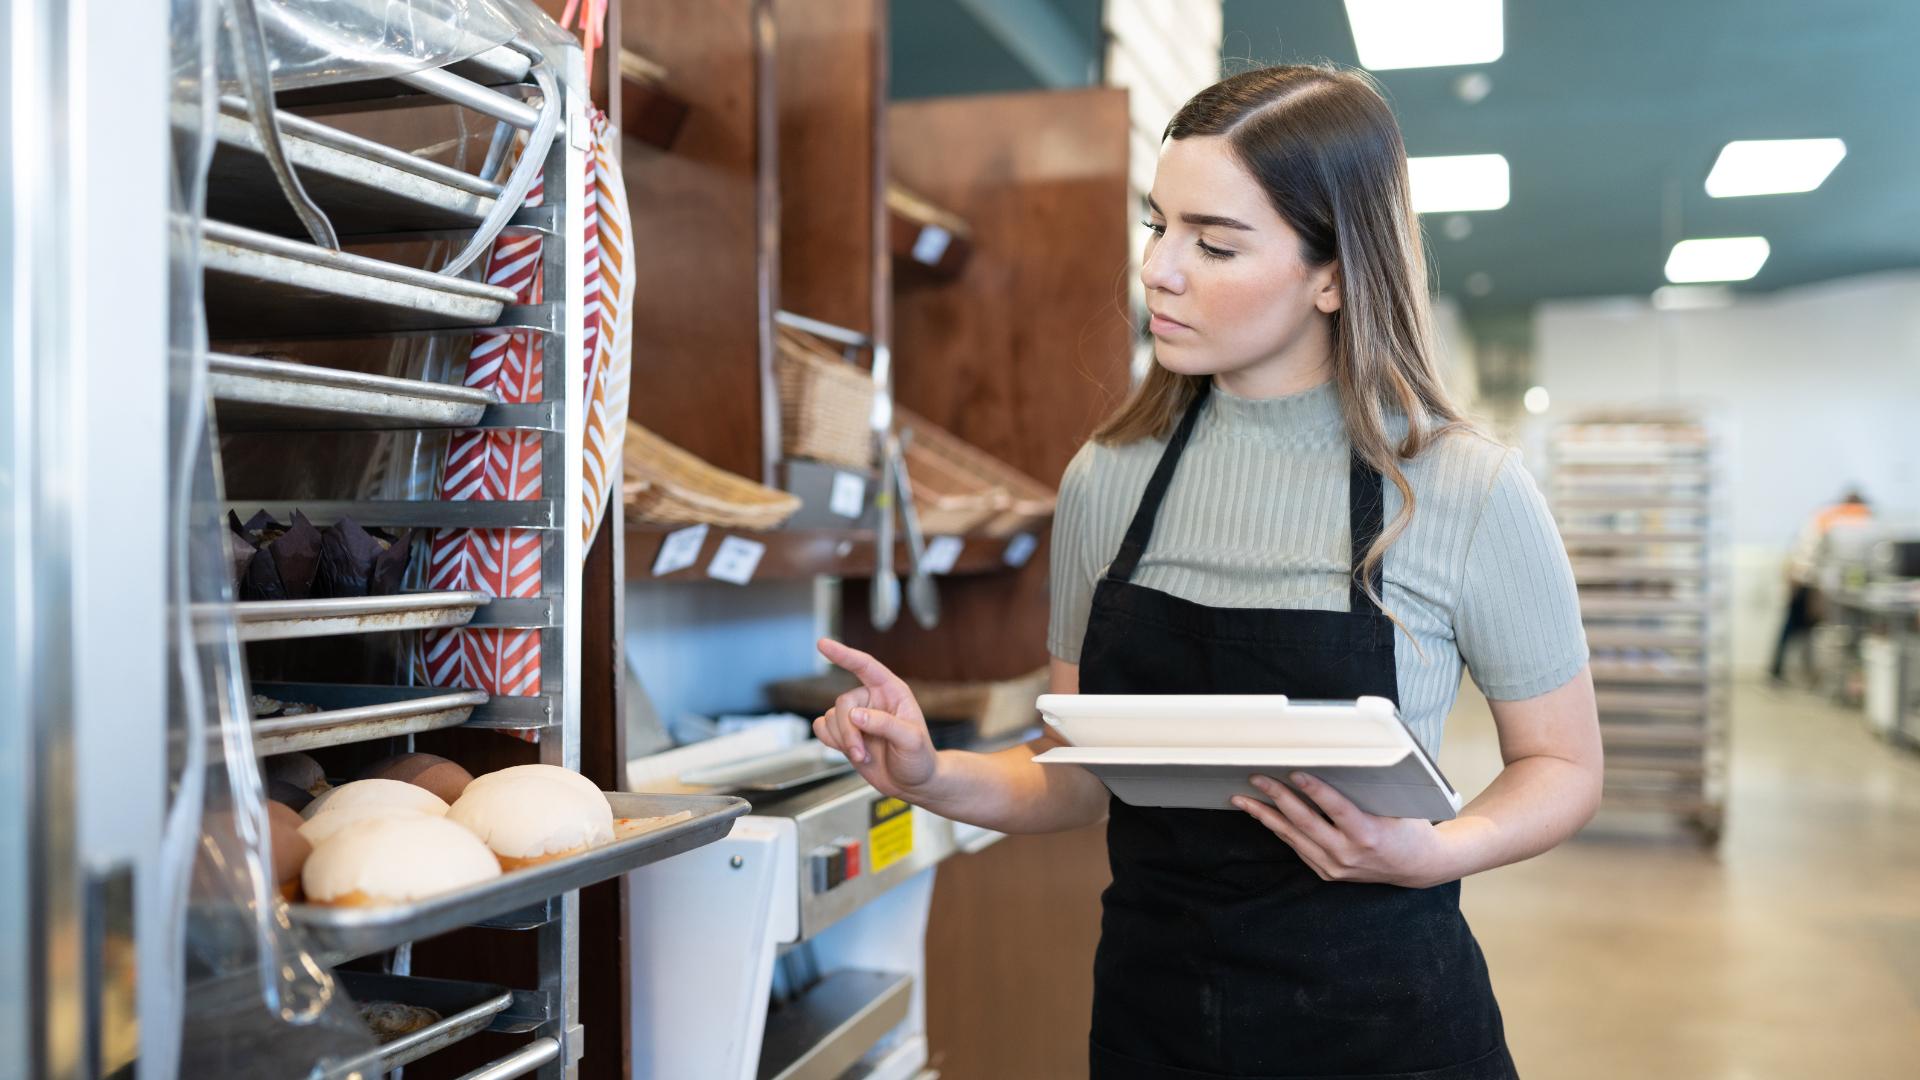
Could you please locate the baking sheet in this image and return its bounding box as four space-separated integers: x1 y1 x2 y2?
233 590 491 642
209 352 496 431
201 220 515 336
289 792 749 962
329 971 513 1076
204 107 495 236
249 684 488 755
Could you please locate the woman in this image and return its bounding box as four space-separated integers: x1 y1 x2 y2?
816 64 1601 1080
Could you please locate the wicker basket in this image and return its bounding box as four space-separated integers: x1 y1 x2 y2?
895 407 1056 537
622 420 801 531
776 325 875 470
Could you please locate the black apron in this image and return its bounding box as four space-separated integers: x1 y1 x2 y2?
1081 386 1517 1080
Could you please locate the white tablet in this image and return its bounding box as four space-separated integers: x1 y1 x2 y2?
1031 694 1461 821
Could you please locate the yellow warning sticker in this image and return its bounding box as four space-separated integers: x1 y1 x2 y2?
868 796 914 873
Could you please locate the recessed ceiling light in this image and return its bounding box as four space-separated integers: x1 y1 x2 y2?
1345 0 1503 70
1705 138 1846 197
1523 386 1550 415
1408 154 1510 213
1664 237 1770 283
1652 285 1734 310
1465 271 1494 296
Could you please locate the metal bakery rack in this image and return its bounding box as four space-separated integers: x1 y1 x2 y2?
190 23 744 1080
1548 411 1729 843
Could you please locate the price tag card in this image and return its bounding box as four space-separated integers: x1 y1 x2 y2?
651 524 710 577
920 536 964 575
706 535 767 585
1003 531 1039 568
829 471 868 519
911 225 952 266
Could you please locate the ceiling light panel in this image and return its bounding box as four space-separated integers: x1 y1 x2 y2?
1345 0 1503 70
1705 138 1846 197
1665 237 1770 283
1407 154 1510 213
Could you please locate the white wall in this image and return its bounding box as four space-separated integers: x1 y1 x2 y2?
1529 272 1920 672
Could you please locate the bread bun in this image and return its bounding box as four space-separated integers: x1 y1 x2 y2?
301 813 500 905
302 778 448 821
264 752 330 798
267 800 311 892
447 774 614 869
357 752 475 804
464 764 601 804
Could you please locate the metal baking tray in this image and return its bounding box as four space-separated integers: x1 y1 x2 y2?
328 971 513 1076
234 591 491 642
204 105 497 236
201 220 516 336
276 43 533 109
249 684 489 755
289 792 750 962
209 352 496 431
679 742 855 794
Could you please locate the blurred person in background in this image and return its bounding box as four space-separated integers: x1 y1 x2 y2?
1771 489 1872 684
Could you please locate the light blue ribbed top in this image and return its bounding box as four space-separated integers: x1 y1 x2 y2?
1047 380 1588 756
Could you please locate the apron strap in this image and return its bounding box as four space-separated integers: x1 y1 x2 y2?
1104 383 1211 584
1349 451 1387 614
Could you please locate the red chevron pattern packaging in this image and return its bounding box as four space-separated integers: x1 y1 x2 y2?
580 111 633 547
421 110 632 741
422 174 550 713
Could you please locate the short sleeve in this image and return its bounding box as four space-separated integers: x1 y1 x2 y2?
1454 449 1589 700
1047 445 1103 663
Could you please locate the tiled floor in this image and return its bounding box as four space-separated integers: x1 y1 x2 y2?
1443 679 1920 1079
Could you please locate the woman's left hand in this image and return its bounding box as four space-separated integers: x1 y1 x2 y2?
1233 773 1458 889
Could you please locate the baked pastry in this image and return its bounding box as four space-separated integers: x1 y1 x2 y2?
299 802 422 847
360 1001 443 1042
302 778 449 821
267 779 316 813
462 763 602 804
356 752 475 804
301 813 500 906
264 752 330 799
267 800 311 901
447 774 614 870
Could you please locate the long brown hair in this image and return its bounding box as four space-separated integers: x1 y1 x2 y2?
1096 64 1472 612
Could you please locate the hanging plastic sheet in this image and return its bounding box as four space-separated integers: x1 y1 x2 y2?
203 0 519 92
164 0 378 1076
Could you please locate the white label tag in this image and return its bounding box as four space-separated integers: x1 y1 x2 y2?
912 225 952 266
921 536 964 575
707 536 767 585
652 524 710 577
829 471 868 519
1002 532 1038 568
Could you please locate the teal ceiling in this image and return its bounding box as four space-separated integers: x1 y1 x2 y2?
1223 1 1920 311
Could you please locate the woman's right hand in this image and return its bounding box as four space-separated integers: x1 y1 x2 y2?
814 639 941 801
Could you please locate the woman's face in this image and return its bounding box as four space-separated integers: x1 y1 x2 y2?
1141 135 1341 390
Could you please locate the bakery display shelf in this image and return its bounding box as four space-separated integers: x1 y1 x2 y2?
248 683 488 755
225 498 556 531
1604 759 1709 782
1561 531 1709 546
289 793 749 964
1596 688 1712 714
210 352 498 431
1584 628 1709 648
1598 722 1713 747
626 524 1035 584
1572 564 1708 584
1590 662 1708 684
232 591 491 642
1580 597 1711 617
327 971 514 1077
203 104 496 237
1552 495 1712 511
201 220 516 336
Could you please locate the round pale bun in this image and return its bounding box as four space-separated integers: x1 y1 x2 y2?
447 774 613 864
299 801 425 847
464 764 601 804
301 813 500 905
263 752 330 798
357 752 475 804
266 800 311 887
302 778 448 821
